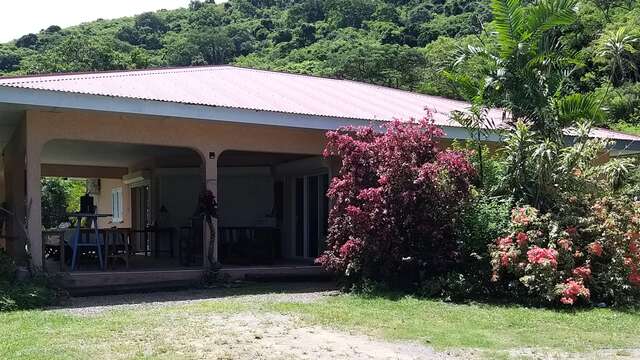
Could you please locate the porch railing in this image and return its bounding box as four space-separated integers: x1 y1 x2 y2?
219 226 280 265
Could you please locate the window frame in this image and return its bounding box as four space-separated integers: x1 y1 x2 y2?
111 187 124 223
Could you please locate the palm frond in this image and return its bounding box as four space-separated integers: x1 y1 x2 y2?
524 0 577 38
492 0 525 58
555 93 605 126
442 71 482 102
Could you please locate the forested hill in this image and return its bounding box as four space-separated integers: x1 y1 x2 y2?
0 0 639 133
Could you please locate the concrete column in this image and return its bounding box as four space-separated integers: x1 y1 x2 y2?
25 129 43 269
3 121 27 262
203 151 219 267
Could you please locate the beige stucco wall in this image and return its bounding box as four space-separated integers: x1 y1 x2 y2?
22 109 328 267
95 178 132 229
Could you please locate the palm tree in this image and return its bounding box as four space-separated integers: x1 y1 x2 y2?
451 0 605 138
448 0 617 209
597 27 638 86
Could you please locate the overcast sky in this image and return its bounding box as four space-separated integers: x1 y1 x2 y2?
0 0 196 42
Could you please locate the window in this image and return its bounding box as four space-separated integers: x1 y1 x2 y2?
293 173 329 258
111 187 124 223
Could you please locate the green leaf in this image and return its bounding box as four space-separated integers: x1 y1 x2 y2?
555 93 606 126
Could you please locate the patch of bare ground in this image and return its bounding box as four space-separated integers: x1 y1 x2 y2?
48 285 638 360
135 312 473 360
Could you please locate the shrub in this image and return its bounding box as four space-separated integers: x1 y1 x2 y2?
316 117 476 290
424 194 513 300
457 195 511 258
489 199 640 307
0 251 58 312
0 250 17 284
0 280 56 312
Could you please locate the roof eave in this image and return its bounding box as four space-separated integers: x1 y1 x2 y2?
0 86 482 140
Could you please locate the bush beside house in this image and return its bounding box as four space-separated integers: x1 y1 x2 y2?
318 118 640 308
316 117 476 291
0 250 57 311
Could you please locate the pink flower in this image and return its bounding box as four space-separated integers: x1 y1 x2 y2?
625 231 640 241
629 272 640 286
497 236 513 250
339 238 363 258
624 257 634 269
511 208 532 226
345 205 366 221
559 279 590 305
560 296 574 305
357 187 383 203
572 266 592 280
516 232 528 247
500 253 511 268
629 241 639 255
566 227 577 236
527 246 559 269
557 238 572 251
587 242 603 257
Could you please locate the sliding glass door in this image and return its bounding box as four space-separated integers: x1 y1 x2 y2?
294 173 329 259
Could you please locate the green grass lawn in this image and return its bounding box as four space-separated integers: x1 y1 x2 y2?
267 295 640 351
1 286 638 359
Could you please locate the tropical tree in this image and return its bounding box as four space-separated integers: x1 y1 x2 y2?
597 27 639 86
451 0 604 138
445 0 631 211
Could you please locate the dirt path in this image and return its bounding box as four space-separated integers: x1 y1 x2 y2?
155 312 472 360
53 283 473 359
50 284 637 360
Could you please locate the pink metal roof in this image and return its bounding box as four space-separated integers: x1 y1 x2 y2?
0 65 498 127
0 65 638 142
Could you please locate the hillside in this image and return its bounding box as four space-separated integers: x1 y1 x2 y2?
0 0 639 133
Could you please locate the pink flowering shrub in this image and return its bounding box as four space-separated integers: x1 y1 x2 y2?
316 117 476 289
490 199 640 307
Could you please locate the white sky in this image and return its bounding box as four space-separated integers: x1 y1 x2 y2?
0 0 194 42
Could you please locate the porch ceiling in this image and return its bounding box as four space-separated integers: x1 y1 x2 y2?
42 139 201 168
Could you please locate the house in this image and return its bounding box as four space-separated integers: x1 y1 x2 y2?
0 65 637 290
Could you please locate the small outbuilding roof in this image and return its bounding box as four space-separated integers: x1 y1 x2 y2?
0 65 638 145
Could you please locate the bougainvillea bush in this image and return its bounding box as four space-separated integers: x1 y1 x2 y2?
316 117 476 290
490 199 640 307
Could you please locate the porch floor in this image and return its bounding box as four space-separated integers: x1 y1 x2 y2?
59 261 327 295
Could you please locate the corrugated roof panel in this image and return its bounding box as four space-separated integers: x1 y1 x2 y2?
0 65 638 143
0 66 493 126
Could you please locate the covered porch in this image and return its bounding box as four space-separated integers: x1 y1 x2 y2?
217 150 330 266
0 107 333 288
38 145 331 275
40 140 207 273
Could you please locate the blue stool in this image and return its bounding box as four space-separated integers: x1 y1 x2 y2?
69 213 111 271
